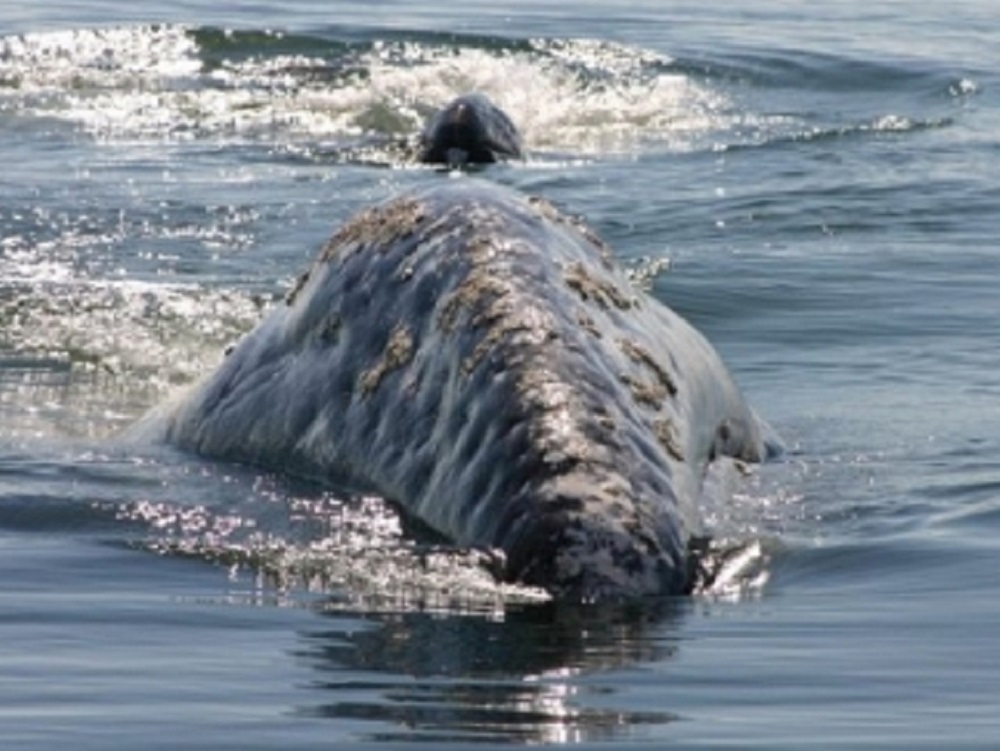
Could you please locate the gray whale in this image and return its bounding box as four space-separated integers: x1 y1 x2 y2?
417 93 523 166
137 181 766 599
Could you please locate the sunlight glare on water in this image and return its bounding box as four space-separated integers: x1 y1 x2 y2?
0 25 734 156
117 476 551 616
0 3 996 749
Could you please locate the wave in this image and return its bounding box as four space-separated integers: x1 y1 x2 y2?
2 24 972 163
0 24 733 158
715 112 955 155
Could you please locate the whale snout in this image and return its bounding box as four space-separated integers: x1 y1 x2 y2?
503 512 689 600
497 490 691 600
419 93 523 166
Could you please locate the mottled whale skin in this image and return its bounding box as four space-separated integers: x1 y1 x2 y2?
417 93 523 166
139 181 766 599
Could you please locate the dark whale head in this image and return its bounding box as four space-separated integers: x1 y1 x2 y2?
418 93 523 166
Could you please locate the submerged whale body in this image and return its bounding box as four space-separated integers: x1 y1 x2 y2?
417 93 523 166
140 181 766 599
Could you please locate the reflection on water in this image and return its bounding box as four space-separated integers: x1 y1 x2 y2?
294 601 683 744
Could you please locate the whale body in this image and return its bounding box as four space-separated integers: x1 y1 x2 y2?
417 93 523 166
138 181 766 599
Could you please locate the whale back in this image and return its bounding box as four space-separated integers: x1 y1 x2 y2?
145 181 765 599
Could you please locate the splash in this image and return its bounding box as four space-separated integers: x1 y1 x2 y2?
0 216 267 440
119 486 550 615
0 278 263 440
0 168 275 440
625 255 672 292
686 454 808 600
0 25 732 157
0 24 201 90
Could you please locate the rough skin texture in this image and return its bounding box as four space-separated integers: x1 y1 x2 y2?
140 181 766 600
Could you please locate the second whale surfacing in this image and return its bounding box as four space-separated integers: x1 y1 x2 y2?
137 181 768 600
417 93 523 166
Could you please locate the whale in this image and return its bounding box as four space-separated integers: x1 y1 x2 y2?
135 180 767 600
417 93 523 166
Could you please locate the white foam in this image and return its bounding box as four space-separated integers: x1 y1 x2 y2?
0 25 732 155
0 25 200 92
123 490 551 614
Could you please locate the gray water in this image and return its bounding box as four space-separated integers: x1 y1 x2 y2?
0 2 997 749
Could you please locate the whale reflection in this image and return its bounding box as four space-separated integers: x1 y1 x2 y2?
292 601 684 744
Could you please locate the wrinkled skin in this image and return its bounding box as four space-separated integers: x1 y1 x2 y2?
417 93 523 166
135 181 767 600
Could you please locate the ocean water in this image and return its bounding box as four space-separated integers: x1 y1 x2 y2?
0 1 997 749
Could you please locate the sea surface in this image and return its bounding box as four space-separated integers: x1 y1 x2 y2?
0 1 997 749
